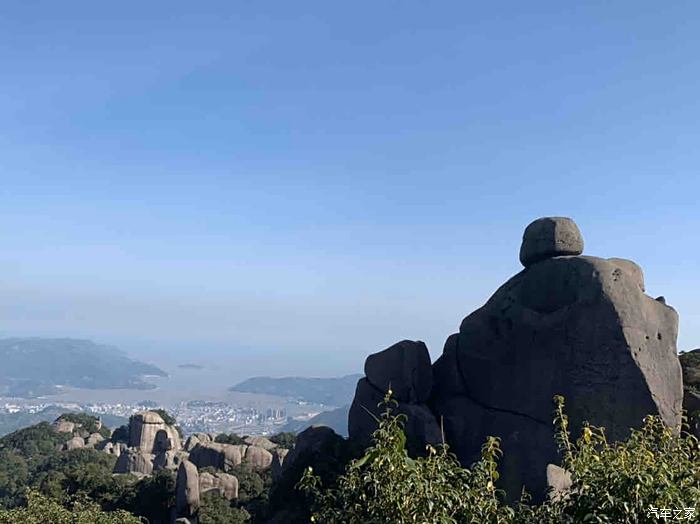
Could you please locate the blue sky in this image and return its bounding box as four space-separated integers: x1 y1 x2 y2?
1 2 699 376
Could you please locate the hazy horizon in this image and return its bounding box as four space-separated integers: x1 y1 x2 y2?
2 2 700 378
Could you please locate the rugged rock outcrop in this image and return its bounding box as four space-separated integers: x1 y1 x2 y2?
188 441 243 472
176 460 200 521
243 435 277 451
281 425 345 476
199 471 239 501
129 411 181 453
349 217 684 502
184 432 215 452
63 435 85 451
243 445 273 470
113 449 155 476
348 340 441 452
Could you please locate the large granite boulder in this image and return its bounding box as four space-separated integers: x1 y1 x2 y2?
52 419 76 434
429 217 683 501
243 445 273 470
519 216 583 267
349 340 441 452
128 411 181 453
243 435 277 451
188 441 242 472
199 471 239 501
113 449 155 476
63 436 85 451
184 432 215 452
153 449 188 471
176 460 200 521
85 432 104 448
281 425 344 476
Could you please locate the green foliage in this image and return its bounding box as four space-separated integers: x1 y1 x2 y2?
299 393 700 524
57 413 111 438
298 392 514 524
230 464 265 504
199 491 250 524
215 432 246 445
680 349 700 391
0 490 142 523
0 420 175 522
269 432 296 449
516 396 700 523
150 409 184 439
0 422 69 457
152 409 176 427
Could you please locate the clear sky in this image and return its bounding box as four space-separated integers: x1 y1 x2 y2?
1 2 699 377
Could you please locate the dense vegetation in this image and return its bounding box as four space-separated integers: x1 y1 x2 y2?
299 392 700 524
215 432 246 445
0 491 141 523
57 413 111 438
3 394 698 523
0 416 173 522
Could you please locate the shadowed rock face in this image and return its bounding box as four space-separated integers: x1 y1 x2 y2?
348 340 442 453
349 217 683 502
128 411 181 454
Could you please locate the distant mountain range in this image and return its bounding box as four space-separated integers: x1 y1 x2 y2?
230 374 362 407
0 338 167 398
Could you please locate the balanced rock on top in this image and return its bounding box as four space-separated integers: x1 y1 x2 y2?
519 216 584 267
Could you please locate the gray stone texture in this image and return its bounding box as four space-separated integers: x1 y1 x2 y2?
349 217 683 502
519 216 583 267
176 460 200 520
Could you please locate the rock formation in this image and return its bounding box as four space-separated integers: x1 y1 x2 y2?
176 460 200 521
348 340 441 453
199 471 239 501
106 410 185 475
281 425 344 476
129 411 181 453
188 441 243 472
113 448 155 476
348 217 683 501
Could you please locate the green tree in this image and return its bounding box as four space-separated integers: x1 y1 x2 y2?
0 490 142 524
215 433 246 445
199 491 250 524
268 432 296 449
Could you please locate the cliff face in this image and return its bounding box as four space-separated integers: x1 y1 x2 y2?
348 217 683 501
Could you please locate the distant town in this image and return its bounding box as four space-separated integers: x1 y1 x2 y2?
0 398 322 436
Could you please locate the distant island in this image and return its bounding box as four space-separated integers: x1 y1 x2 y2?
0 338 167 398
177 363 204 370
230 374 362 407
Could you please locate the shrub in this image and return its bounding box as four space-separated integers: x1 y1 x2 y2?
199 491 250 524
298 391 514 524
516 396 700 523
269 432 296 449
215 433 246 445
0 490 142 523
298 392 700 524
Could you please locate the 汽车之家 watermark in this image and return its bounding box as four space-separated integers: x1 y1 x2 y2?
647 507 696 520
